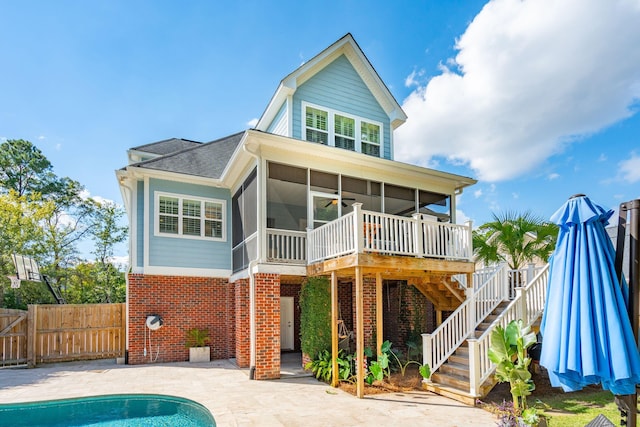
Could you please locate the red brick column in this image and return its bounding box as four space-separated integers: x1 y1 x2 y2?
254 273 280 380
234 278 250 368
362 276 377 351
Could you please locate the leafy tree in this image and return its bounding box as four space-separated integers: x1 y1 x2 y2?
89 201 127 303
473 211 558 270
0 139 61 198
0 192 56 306
64 262 125 304
37 180 97 289
0 139 130 307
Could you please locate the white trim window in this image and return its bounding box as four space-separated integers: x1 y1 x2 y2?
302 102 383 157
155 192 226 241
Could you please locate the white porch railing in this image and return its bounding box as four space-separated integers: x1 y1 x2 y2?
308 203 473 264
507 264 545 299
466 264 549 396
422 263 510 374
266 229 307 264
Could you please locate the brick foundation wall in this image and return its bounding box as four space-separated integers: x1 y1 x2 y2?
254 273 280 380
234 278 250 368
127 274 235 365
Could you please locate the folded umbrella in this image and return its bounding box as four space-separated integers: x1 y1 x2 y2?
540 195 640 395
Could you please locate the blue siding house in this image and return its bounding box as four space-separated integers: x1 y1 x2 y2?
117 34 478 392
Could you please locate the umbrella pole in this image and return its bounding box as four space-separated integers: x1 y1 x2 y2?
615 199 640 427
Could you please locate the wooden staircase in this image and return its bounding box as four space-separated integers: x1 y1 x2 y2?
424 301 511 405
412 275 466 312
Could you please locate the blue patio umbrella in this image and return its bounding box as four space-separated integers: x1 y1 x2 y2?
540 195 640 395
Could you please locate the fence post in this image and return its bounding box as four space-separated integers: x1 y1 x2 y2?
467 338 481 397
422 333 433 382
27 304 36 368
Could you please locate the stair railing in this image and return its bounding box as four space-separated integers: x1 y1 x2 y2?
422 263 510 375
466 263 549 396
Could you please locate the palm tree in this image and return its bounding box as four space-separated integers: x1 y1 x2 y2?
473 211 558 271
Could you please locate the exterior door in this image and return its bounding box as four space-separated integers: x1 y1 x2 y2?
280 297 295 350
310 191 340 229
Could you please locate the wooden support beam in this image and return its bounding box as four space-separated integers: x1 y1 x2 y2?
355 266 364 399
376 272 383 356
331 272 338 388
442 279 465 302
436 309 443 326
308 253 475 277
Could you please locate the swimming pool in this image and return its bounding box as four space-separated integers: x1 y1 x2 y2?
0 394 215 426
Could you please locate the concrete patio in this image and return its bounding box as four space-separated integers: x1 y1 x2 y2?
0 358 497 426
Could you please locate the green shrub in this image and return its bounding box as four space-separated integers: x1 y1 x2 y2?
299 276 331 358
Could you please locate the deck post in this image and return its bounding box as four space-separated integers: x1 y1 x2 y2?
465 220 473 261
422 333 433 380
467 338 481 397
412 213 424 258
331 271 339 387
353 203 364 254
376 272 383 356
501 263 510 301
515 287 527 325
355 266 364 398
466 286 476 334
526 263 536 286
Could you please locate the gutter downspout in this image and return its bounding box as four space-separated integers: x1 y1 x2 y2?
117 172 135 364
243 142 261 379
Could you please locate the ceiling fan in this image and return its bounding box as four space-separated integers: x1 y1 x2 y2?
323 193 356 208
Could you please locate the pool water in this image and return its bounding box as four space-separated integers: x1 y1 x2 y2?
0 394 215 427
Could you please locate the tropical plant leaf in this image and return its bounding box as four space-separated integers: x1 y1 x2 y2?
419 364 431 380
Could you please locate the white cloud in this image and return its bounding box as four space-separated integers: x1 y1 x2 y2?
598 153 607 162
38 135 46 140
405 69 426 88
79 189 120 207
246 118 259 128
547 173 560 180
619 152 640 183
455 209 471 225
474 189 483 198
109 255 129 270
395 0 640 182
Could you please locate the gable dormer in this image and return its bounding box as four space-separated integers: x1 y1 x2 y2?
255 34 407 161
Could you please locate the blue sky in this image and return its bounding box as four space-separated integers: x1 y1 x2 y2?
2 0 639 261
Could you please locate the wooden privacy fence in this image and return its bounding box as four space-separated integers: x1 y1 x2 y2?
0 303 125 368
0 308 28 367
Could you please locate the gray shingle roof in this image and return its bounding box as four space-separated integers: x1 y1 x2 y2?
130 132 244 179
131 138 203 156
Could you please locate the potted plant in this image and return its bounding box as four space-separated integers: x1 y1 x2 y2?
186 327 210 363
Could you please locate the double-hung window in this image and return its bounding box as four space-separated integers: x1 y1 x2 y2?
156 192 225 241
361 121 381 157
303 102 383 157
305 107 328 144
